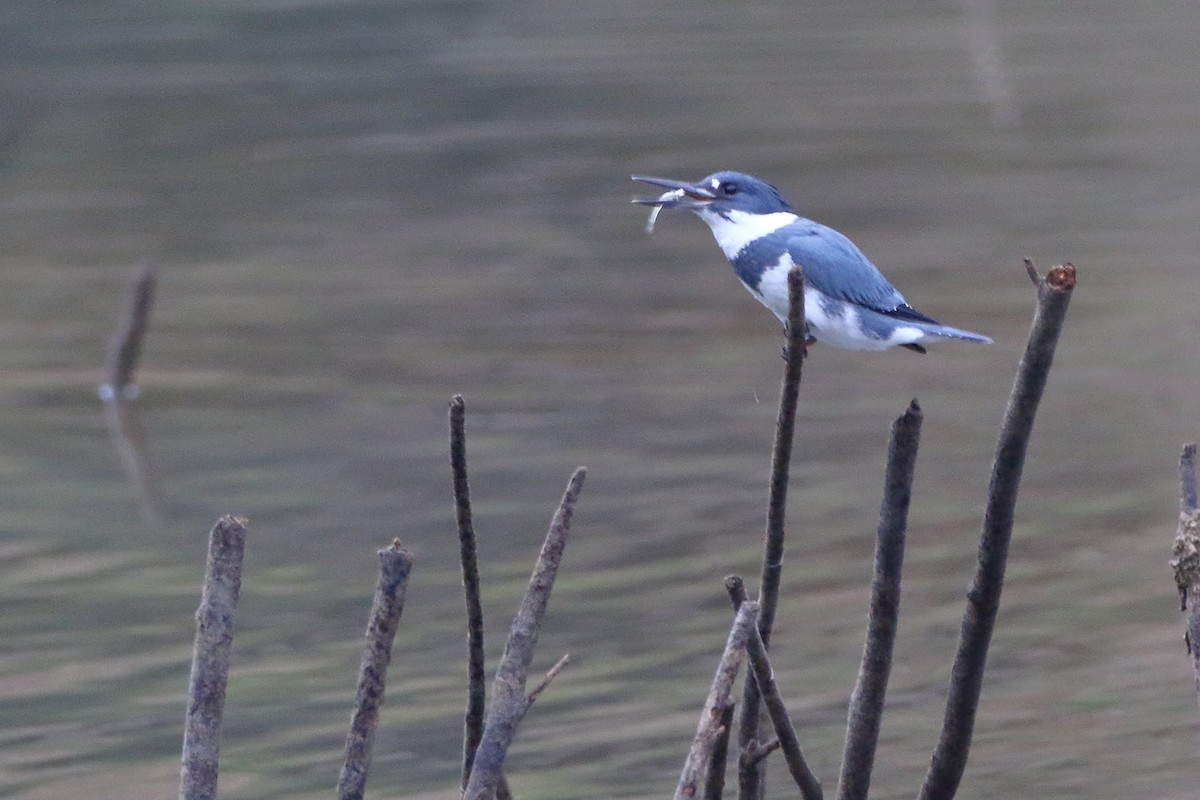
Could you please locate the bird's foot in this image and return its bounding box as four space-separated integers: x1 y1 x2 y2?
780 333 816 361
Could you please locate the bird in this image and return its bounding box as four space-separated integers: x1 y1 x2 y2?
631 171 992 353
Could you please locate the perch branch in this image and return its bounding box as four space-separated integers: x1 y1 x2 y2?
740 265 806 800
675 602 760 800
336 540 415 800
837 400 923 800
179 515 247 800
462 467 586 800
450 395 488 789
917 262 1075 800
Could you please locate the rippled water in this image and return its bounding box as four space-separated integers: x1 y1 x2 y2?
2 1 1198 798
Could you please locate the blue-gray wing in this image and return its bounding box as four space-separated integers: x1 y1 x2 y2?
785 222 913 315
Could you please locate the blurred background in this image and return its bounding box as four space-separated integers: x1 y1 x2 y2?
2 1 1198 798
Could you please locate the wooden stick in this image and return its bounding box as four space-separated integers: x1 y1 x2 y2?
743 624 822 800
676 602 759 800
463 468 586 800
449 395 488 789
179 516 247 800
917 262 1075 800
336 540 415 800
838 400 923 800
740 265 806 800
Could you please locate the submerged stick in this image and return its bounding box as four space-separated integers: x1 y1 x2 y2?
179 515 247 800
838 400 923 800
100 265 162 523
102 263 157 400
450 395 488 789
917 262 1075 800
740 265 806 800
463 468 586 800
336 540 415 800
676 602 760 800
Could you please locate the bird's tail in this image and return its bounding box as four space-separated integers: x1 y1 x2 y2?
922 323 993 344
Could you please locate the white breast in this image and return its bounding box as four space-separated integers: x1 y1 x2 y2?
696 209 798 261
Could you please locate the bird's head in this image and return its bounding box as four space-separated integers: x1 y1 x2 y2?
631 171 792 221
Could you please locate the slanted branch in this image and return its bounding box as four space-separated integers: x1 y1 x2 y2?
462 467 586 800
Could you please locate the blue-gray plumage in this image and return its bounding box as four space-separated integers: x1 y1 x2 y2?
632 171 993 353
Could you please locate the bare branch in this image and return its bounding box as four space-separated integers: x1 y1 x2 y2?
741 265 806 800
463 467 586 800
744 624 823 800
450 395 488 789
838 400 922 800
676 602 759 800
336 540 415 800
179 515 247 800
918 262 1076 800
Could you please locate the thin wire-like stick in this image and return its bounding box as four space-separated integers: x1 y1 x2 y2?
449 395 488 789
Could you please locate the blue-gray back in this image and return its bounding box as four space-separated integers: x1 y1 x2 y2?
785 219 910 313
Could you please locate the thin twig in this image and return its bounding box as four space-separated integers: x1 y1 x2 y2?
744 624 823 800
676 602 760 800
917 262 1076 800
179 515 247 800
527 653 570 705
740 265 806 800
450 395 488 789
103 263 157 399
463 467 586 800
838 400 922 800
336 540 415 800
704 702 737 800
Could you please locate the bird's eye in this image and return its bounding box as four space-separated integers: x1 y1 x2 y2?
720 182 738 196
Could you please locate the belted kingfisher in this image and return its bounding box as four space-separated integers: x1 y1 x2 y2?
632 171 992 353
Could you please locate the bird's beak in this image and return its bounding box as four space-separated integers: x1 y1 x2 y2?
630 175 716 209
